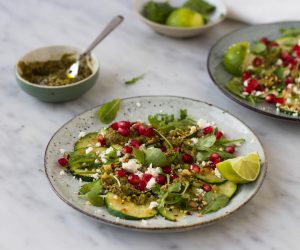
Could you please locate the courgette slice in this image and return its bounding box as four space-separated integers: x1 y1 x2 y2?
158 206 185 221
74 132 99 150
217 181 237 198
68 162 101 182
196 173 226 184
105 192 157 220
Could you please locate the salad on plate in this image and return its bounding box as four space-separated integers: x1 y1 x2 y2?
57 109 260 221
223 28 300 117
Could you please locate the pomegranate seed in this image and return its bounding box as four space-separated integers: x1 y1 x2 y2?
130 139 140 148
253 57 262 67
242 71 251 81
110 122 119 130
170 173 178 180
182 153 194 164
174 147 181 152
212 158 221 165
118 127 130 137
285 76 293 85
190 164 200 173
225 145 235 154
276 97 285 104
203 126 213 135
123 145 133 154
138 125 145 135
160 146 167 152
128 174 140 185
136 180 147 191
265 94 277 104
156 175 166 185
143 127 154 137
202 183 212 192
268 41 278 48
132 123 141 131
98 135 106 146
243 86 252 93
142 173 153 182
58 157 68 166
255 84 265 91
215 131 223 140
118 121 131 129
115 169 126 177
210 153 220 162
162 166 172 174
293 44 300 51
248 79 259 90
260 37 269 45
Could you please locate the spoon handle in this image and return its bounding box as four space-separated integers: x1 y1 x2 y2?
82 15 124 57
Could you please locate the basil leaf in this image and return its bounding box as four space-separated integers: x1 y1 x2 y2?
125 74 144 85
250 42 266 55
97 99 121 124
225 78 245 99
79 180 104 207
201 192 229 214
196 134 216 151
133 148 146 164
145 147 168 167
167 182 181 193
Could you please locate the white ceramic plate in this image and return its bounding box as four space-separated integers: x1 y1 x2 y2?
45 96 267 231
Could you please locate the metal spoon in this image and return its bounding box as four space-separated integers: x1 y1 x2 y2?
66 15 124 79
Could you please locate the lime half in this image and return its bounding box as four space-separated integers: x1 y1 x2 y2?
166 8 204 28
223 41 249 76
216 152 260 184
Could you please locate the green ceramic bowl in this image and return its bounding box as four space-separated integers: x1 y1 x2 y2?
15 45 100 102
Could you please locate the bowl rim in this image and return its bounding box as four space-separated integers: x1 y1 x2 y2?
133 0 227 31
44 95 267 232
15 45 100 89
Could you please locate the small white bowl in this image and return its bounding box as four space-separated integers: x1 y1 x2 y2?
134 0 227 38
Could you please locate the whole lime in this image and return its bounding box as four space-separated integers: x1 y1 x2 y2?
166 8 205 28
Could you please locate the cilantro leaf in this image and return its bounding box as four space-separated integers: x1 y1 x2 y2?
195 134 216 150
97 99 120 124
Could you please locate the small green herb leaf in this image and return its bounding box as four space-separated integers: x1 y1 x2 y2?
196 134 216 151
79 180 104 207
97 99 121 124
133 148 146 164
201 192 229 214
167 182 181 193
125 74 145 85
145 147 168 168
250 42 266 55
225 78 246 99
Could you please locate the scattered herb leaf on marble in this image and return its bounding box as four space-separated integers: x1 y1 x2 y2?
125 74 145 85
97 98 121 124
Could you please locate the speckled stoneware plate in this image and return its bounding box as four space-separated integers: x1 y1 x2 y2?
207 21 300 122
45 96 267 232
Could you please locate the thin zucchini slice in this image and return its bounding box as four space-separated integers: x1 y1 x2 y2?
217 181 238 198
105 192 157 220
68 162 101 182
158 206 185 221
196 173 226 184
74 132 99 150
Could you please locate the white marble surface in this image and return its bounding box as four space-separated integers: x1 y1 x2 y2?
0 0 299 249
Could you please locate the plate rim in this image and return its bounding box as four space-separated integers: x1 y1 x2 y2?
207 21 300 122
44 95 268 232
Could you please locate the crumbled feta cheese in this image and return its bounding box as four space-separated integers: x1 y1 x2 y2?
275 58 283 66
214 168 222 179
191 138 198 144
196 188 205 195
146 177 156 189
95 159 100 164
293 85 300 94
136 171 144 178
85 147 94 154
78 131 86 138
59 148 65 154
295 77 300 84
242 92 249 96
95 142 101 147
99 128 107 136
91 173 99 179
243 80 248 87
190 126 197 134
122 159 141 173
255 91 263 96
136 102 141 107
105 147 114 155
149 201 158 209
116 150 121 156
145 164 161 177
292 112 298 117
197 119 211 128
178 168 183 172
59 170 65 176
115 217 120 222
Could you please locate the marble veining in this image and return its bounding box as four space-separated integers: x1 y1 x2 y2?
0 0 299 250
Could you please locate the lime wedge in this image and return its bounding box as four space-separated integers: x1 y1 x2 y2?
216 152 260 184
223 41 249 76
